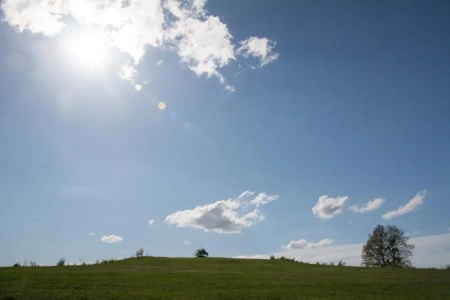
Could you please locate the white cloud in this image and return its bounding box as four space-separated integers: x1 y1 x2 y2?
182 240 191 245
1 0 67 36
237 37 279 66
89 232 95 236
349 198 385 214
248 192 279 207
382 190 426 220
148 219 155 225
235 233 450 268
165 191 279 233
1 0 279 90
101 235 123 244
312 195 349 219
156 59 163 66
168 15 235 82
120 61 140 83
283 239 334 250
225 85 235 93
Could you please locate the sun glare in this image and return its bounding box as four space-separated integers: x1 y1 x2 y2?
65 31 109 68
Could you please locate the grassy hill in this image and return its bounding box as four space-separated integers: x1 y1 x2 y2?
1 257 449 299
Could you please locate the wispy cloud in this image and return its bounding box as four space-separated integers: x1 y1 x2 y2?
312 195 349 219
182 240 191 245
235 233 450 268
101 235 123 244
349 198 385 214
89 232 95 236
1 0 279 89
283 239 334 250
148 219 155 225
165 191 279 233
156 59 163 66
382 190 426 220
225 85 236 93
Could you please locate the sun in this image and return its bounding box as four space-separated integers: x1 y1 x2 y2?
64 31 109 68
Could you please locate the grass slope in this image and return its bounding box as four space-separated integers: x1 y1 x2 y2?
1 257 449 299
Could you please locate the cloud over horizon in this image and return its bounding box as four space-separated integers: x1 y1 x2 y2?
283 239 334 250
100 235 123 244
165 191 279 233
1 0 279 89
235 233 450 268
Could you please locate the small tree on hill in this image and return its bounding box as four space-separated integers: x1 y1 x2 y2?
135 248 144 258
194 247 209 258
362 225 414 268
56 258 66 266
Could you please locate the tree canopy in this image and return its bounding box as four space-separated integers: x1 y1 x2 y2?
362 225 414 268
194 247 209 258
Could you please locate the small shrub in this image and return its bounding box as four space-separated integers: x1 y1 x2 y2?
13 262 21 267
194 247 209 258
338 261 346 267
270 254 275 260
56 258 66 266
446 264 450 270
136 248 144 258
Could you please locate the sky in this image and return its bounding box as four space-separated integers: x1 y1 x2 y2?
1 0 450 268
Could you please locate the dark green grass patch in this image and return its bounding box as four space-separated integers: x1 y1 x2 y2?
1 257 449 299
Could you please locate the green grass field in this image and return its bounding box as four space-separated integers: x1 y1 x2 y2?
1 257 449 299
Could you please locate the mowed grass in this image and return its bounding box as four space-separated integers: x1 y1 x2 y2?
1 257 449 299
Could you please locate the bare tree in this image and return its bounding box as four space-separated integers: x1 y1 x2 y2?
362 225 414 268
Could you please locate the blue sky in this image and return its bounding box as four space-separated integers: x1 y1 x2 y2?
1 0 450 267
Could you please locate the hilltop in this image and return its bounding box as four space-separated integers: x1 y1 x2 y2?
1 257 450 299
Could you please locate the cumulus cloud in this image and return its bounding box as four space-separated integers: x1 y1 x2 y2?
235 233 450 268
148 219 155 225
1 0 279 89
283 239 334 250
183 240 191 245
237 37 279 66
165 191 279 233
349 198 385 214
382 190 426 220
101 235 123 244
312 195 349 219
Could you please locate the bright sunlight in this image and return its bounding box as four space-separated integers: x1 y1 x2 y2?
64 31 110 69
